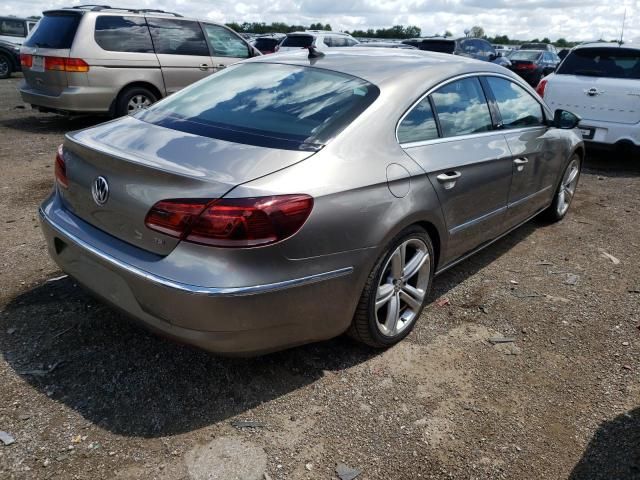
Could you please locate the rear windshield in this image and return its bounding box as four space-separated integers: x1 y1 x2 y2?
137 63 379 150
282 35 313 48
24 13 80 49
510 51 541 61
254 38 279 49
557 47 640 79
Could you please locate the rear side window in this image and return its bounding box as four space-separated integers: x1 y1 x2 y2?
138 63 380 150
486 77 544 128
0 18 26 37
202 24 249 58
24 14 81 49
94 16 153 53
398 97 439 144
147 19 209 56
282 35 313 48
557 48 640 79
431 77 493 137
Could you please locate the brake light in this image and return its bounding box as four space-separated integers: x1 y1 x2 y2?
54 144 68 189
41 56 90 72
145 195 314 248
20 53 32 68
536 79 548 98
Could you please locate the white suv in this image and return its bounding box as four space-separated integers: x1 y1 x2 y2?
278 30 359 52
538 43 640 149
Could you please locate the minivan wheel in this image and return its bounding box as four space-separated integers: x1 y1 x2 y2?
540 154 581 222
348 226 434 348
115 86 158 117
0 54 11 79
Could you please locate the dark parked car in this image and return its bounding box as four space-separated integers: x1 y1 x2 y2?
520 43 558 53
402 37 510 65
252 34 284 54
507 50 561 86
0 38 20 79
558 48 570 60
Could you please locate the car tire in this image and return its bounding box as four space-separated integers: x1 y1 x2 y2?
348 225 434 348
540 154 581 223
115 86 158 117
0 54 12 79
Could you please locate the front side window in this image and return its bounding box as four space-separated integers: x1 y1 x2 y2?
94 16 153 53
0 18 26 37
431 77 493 137
202 24 249 58
138 63 380 150
486 77 544 128
398 97 438 144
557 47 640 79
147 19 209 56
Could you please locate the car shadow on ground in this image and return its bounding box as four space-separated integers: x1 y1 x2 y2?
583 148 640 178
568 407 640 480
0 112 107 135
0 220 537 438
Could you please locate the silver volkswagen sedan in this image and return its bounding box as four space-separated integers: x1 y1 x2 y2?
39 48 584 355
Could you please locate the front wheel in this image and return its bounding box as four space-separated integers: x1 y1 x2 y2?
348 226 434 348
540 154 581 222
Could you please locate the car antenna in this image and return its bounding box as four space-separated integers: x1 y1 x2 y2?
308 46 325 59
619 7 626 45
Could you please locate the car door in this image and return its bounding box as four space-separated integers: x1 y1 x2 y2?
483 76 562 227
200 23 251 71
147 18 213 94
398 76 513 265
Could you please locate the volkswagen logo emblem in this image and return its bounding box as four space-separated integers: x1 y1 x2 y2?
91 176 109 206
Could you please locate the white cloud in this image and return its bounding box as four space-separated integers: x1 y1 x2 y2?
2 0 637 42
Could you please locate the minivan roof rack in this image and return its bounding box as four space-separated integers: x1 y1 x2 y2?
63 5 183 16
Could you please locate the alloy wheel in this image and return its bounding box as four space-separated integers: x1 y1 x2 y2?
375 238 430 337
557 158 580 216
127 94 152 112
0 58 8 77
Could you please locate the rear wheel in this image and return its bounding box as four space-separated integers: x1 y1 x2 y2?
115 86 158 117
348 226 434 348
0 54 11 79
540 154 581 222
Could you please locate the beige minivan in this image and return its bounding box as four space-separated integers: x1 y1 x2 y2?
19 6 260 116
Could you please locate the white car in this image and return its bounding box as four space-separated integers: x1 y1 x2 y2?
0 16 38 45
278 30 359 52
538 43 640 149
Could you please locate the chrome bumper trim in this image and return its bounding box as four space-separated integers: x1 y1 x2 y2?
39 207 353 297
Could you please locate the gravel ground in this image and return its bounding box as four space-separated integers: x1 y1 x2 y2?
0 75 638 480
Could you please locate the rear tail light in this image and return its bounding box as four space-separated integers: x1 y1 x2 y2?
63 58 90 72
536 79 548 98
54 144 68 189
145 195 314 248
20 53 32 68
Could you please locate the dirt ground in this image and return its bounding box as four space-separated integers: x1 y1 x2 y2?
0 74 638 480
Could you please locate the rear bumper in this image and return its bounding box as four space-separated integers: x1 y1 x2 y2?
19 81 114 113
39 192 361 356
577 119 640 147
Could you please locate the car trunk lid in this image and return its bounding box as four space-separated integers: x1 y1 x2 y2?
59 116 317 255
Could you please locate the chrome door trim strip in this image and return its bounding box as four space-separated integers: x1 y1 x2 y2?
449 206 508 236
508 185 552 209
39 208 353 297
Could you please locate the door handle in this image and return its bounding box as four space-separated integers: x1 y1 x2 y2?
436 171 461 190
199 63 209 71
513 157 528 171
215 64 226 69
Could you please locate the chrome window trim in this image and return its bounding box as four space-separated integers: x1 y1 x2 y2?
396 72 552 148
39 207 353 297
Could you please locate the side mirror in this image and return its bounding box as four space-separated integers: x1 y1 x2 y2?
554 109 581 129
489 53 497 61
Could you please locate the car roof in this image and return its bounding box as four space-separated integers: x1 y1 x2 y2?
574 42 639 51
286 30 352 37
43 6 186 19
248 47 506 85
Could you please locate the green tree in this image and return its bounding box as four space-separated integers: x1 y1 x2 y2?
444 30 453 37
469 25 484 38
541 37 551 43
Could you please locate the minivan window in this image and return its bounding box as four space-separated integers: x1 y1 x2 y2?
202 24 249 58
557 47 640 79
398 97 439 144
431 77 493 137
282 35 313 48
147 19 209 56
0 18 25 37
138 63 380 150
24 13 81 49
94 16 154 53
486 77 544 129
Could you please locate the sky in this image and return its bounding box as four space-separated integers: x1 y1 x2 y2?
4 0 638 43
